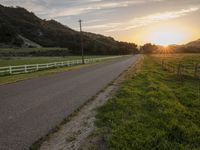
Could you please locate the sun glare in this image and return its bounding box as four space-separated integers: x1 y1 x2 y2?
146 26 187 46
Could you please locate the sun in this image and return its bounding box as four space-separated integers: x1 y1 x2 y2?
146 26 187 46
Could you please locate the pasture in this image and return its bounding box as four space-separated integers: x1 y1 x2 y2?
96 55 200 150
0 47 70 57
152 54 200 78
0 56 107 67
152 53 200 65
0 47 68 53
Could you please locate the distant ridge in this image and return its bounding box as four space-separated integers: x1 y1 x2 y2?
186 39 200 48
167 39 200 53
0 4 138 55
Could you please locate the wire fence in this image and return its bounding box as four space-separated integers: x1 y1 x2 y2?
160 60 200 79
152 57 200 100
0 56 123 76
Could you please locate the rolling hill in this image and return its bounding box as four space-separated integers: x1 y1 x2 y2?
0 5 138 55
141 39 200 54
186 39 200 48
175 39 200 53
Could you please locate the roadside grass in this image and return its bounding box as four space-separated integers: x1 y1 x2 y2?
96 56 200 150
0 55 107 67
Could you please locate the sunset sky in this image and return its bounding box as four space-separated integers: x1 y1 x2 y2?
1 0 200 45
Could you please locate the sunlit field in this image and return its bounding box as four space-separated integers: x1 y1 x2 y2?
96 56 200 150
152 53 200 65
1 0 200 149
151 54 200 78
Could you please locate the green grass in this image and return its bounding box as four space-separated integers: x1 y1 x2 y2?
152 54 200 77
96 56 200 150
0 47 68 53
153 53 200 65
0 56 108 67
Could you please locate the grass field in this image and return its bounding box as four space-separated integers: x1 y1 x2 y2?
0 47 68 53
153 53 200 65
0 56 108 67
152 54 200 78
96 55 200 150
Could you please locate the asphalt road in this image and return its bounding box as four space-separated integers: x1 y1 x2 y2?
0 55 140 150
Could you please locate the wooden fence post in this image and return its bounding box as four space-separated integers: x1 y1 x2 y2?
177 63 182 76
162 60 164 68
36 64 39 71
166 63 169 71
194 63 198 78
24 65 27 73
9 66 12 74
197 75 200 100
172 65 175 73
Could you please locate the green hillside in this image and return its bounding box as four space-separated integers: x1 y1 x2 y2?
0 5 138 55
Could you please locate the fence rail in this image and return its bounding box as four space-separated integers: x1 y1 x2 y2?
160 60 200 79
0 56 122 76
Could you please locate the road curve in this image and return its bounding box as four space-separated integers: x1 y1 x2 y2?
0 55 140 150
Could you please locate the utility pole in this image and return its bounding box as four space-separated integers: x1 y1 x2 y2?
79 19 85 64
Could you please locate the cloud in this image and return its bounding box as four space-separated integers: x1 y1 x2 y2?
0 0 147 19
1 0 199 33
84 23 122 30
48 0 143 18
84 7 199 32
122 7 199 31
0 0 185 19
84 19 105 24
0 0 50 14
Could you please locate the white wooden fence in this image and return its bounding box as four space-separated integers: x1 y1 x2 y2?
0 56 122 76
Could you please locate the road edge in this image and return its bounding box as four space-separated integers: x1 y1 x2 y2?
29 55 142 150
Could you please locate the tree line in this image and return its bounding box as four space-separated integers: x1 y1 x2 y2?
0 5 139 55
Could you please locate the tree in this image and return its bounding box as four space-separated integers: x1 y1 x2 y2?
140 43 159 54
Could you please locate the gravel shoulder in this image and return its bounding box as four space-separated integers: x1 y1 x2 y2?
0 55 140 150
39 83 116 150
39 56 142 150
